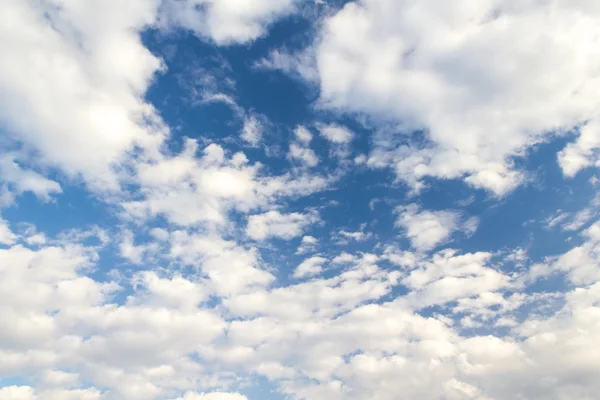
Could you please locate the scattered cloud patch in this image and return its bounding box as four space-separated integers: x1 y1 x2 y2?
395 204 478 251
246 210 320 241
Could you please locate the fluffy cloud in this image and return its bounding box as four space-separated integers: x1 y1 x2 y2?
526 221 600 286
296 235 319 255
2 1 600 399
246 210 320 241
0 153 61 205
395 204 477 251
0 215 17 245
0 0 166 191
0 234 232 399
288 126 320 168
336 224 373 243
293 256 328 278
310 0 600 194
160 0 306 45
0 386 101 400
124 140 331 227
174 393 248 400
317 124 353 144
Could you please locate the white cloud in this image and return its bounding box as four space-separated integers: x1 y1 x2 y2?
526 221 600 286
3 1 600 399
0 386 35 400
558 120 600 176
254 48 320 83
317 124 354 144
317 123 355 160
246 210 320 241
167 231 275 296
0 234 231 399
293 256 328 279
0 153 61 204
288 144 320 168
0 0 167 191
288 126 319 167
124 141 331 227
306 0 600 194
296 235 319 255
399 249 511 309
174 393 248 400
395 204 477 251
339 230 371 241
161 0 305 45
119 230 160 264
0 215 17 245
0 386 103 400
241 113 265 147
25 233 47 246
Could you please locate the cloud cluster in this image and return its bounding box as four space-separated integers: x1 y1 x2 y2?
1 1 599 399
309 0 600 194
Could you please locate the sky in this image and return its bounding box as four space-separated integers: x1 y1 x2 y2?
0 0 599 399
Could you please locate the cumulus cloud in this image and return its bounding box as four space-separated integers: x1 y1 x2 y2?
296 235 319 255
317 123 353 144
0 235 230 399
293 256 328 278
160 0 307 45
124 140 331 227
288 126 320 168
395 204 478 251
526 220 600 286
0 0 167 191
246 210 320 241
2 1 600 400
174 393 248 400
0 386 101 400
0 215 17 245
0 153 61 204
303 0 600 194
317 123 354 159
338 229 372 241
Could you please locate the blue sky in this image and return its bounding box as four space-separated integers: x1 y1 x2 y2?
0 1 599 399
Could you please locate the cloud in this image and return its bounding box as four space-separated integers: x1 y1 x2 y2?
558 120 600 176
255 48 320 83
288 126 320 167
0 0 167 191
246 210 320 241
124 140 331 227
317 123 354 144
160 0 306 45
0 215 17 245
2 1 600 399
119 230 160 264
0 386 102 400
0 233 231 399
339 230 372 241
317 123 354 160
241 113 267 147
399 249 511 309
293 256 328 278
296 235 319 255
0 153 61 205
174 393 248 400
395 204 477 251
526 221 600 286
303 0 600 194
